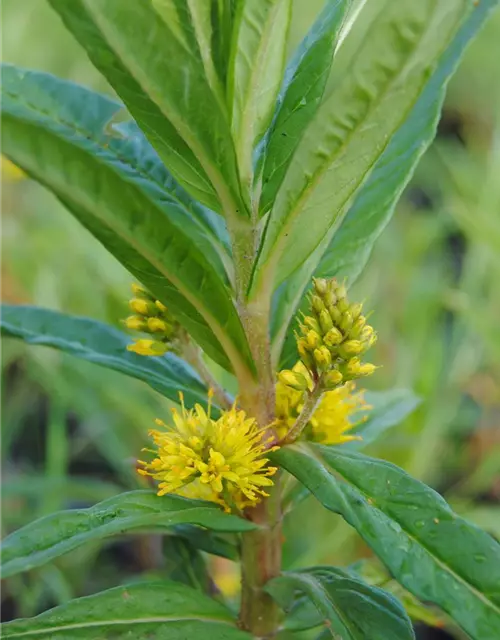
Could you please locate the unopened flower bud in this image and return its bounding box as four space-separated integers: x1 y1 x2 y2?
335 282 347 299
313 346 332 371
327 305 342 325
304 316 321 334
129 298 157 316
346 357 361 376
313 278 328 296
155 300 168 314
298 340 315 369
341 340 364 356
147 317 169 334
357 363 377 377
278 369 309 391
324 288 337 308
124 315 147 331
350 315 367 337
311 295 325 314
324 370 343 388
350 303 363 320
340 311 353 332
324 327 343 348
131 283 153 299
127 339 168 356
306 330 322 349
319 308 334 334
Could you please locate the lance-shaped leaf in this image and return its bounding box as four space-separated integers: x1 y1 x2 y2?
267 567 414 639
250 0 470 299
1 490 255 578
54 0 248 220
274 444 500 639
260 0 351 213
1 65 254 375
1 581 251 638
0 305 211 408
228 0 292 190
270 0 499 366
47 0 220 211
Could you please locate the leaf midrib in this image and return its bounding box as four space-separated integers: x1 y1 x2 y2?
3 615 237 638
295 444 500 616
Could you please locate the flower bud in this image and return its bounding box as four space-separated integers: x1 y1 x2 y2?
298 339 315 369
304 316 321 334
155 300 168 314
313 346 332 371
129 298 157 316
324 370 343 388
306 329 321 349
147 317 169 334
313 278 328 296
323 327 343 348
127 339 168 356
350 303 363 320
350 315 366 337
324 288 337 308
327 305 342 325
341 340 364 356
311 295 325 314
319 308 334 334
131 283 153 299
340 311 353 332
278 369 309 391
335 282 347 299
124 315 147 331
357 363 377 377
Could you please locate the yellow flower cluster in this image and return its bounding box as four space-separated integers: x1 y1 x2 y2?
138 393 278 512
279 278 377 390
275 362 369 444
124 283 180 356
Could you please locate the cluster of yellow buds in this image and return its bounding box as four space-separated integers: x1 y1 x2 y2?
124 283 181 356
280 278 377 390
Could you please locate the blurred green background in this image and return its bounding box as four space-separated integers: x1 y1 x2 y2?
2 1 500 637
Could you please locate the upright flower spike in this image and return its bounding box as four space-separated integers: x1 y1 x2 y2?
138 393 278 513
124 283 181 356
281 278 377 389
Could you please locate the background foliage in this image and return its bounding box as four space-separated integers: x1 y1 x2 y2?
2 1 500 637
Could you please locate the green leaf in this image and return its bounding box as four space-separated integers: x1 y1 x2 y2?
1 490 255 578
1 581 251 638
162 536 211 592
260 0 351 213
47 0 218 212
250 0 471 298
74 0 247 218
1 65 254 374
228 0 292 190
274 444 500 639
271 0 498 366
0 305 210 408
171 524 238 561
267 567 414 639
349 389 421 450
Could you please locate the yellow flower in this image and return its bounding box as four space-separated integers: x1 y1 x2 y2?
275 363 369 445
308 382 369 445
138 393 278 512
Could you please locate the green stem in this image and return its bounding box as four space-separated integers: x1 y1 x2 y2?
283 383 324 444
240 475 282 638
